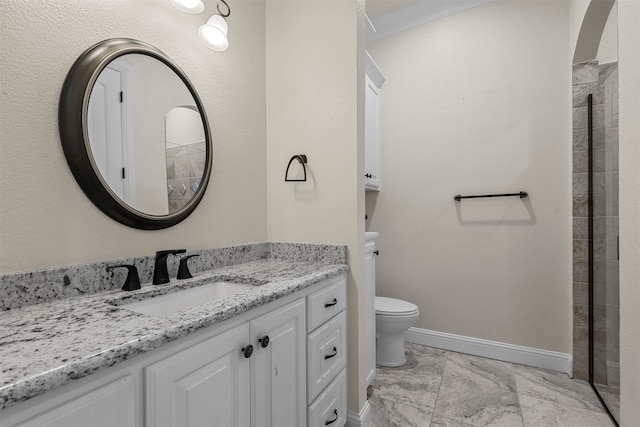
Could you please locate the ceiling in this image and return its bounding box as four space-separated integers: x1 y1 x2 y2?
365 0 423 19
365 0 494 41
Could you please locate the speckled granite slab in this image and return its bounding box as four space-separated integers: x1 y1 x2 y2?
0 242 346 311
0 242 347 410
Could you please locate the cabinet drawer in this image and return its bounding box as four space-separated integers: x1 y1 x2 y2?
307 369 347 427
307 277 346 332
307 311 346 402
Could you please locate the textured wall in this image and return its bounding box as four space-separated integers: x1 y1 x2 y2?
366 0 573 354
0 0 267 273
618 0 640 423
265 0 366 413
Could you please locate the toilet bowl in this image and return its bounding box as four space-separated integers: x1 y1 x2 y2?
375 296 419 367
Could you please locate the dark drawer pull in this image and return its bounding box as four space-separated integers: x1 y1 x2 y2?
325 409 338 425
241 345 253 359
324 298 338 308
324 347 338 360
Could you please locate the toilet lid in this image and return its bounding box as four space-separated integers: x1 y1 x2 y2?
375 297 419 316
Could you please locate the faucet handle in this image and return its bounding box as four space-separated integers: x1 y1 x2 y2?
107 265 141 291
177 255 200 280
155 249 187 259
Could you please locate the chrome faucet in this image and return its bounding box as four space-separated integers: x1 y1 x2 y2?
153 249 186 285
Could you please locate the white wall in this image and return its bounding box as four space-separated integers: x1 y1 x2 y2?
0 0 267 273
366 0 573 353
265 0 367 413
618 0 640 423
596 1 618 64
0 0 368 415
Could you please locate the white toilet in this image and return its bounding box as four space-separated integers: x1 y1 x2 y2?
375 296 419 367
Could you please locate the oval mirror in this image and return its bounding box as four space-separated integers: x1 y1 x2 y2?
59 38 212 229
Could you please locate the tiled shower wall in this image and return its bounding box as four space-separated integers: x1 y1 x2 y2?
572 61 619 382
166 141 206 214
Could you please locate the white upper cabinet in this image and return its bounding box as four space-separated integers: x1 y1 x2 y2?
365 51 385 192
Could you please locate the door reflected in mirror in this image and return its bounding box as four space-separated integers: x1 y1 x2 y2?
86 53 207 216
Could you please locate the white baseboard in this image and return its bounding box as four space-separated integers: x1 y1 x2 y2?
346 399 372 427
405 327 573 375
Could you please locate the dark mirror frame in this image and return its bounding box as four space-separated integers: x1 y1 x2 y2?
59 38 213 230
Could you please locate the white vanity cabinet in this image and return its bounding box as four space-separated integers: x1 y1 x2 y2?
2 274 346 427
146 299 306 427
365 51 385 192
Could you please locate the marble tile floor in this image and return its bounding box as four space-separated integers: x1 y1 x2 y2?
594 384 620 424
368 343 616 427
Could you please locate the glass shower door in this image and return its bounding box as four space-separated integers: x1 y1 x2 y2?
588 62 620 425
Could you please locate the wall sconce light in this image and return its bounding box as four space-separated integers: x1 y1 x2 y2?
170 0 231 52
170 0 205 14
199 0 231 51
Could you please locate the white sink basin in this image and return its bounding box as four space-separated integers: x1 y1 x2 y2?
123 281 255 317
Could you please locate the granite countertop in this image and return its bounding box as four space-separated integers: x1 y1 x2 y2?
0 259 347 410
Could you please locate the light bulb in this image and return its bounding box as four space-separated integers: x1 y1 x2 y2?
199 15 229 51
170 0 205 14
205 15 228 36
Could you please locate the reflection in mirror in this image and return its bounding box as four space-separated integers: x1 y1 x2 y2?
86 54 207 216
166 106 206 214
59 38 212 229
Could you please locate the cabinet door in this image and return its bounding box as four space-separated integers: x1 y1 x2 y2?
251 299 306 427
365 74 381 191
364 239 377 386
146 324 251 427
15 376 136 427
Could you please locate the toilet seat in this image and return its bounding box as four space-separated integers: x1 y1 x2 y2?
375 297 419 316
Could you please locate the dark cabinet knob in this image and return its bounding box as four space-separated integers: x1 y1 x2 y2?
373 250 379 256
365 173 372 179
324 347 338 360
242 345 254 359
258 335 270 348
325 409 338 425
324 298 338 308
